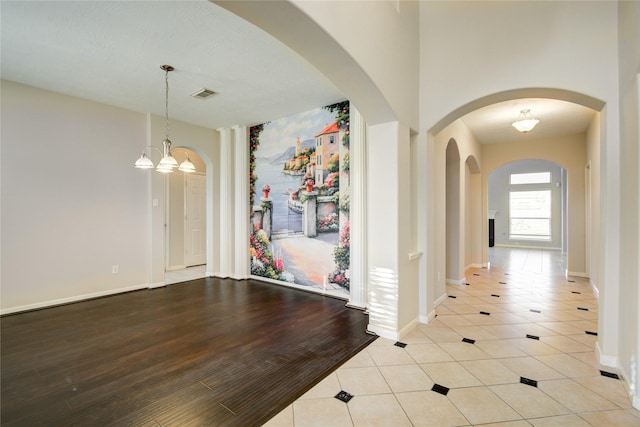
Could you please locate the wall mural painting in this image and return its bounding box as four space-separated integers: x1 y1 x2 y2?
250 101 351 297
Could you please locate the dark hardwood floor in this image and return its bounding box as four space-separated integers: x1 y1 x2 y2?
1 278 376 426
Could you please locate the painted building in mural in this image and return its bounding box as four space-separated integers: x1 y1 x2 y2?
314 122 340 185
249 101 351 298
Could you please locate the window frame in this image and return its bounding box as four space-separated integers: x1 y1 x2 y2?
508 171 553 241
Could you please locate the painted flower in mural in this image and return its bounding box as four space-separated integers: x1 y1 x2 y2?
249 225 290 281
329 221 350 290
317 213 339 233
262 184 271 192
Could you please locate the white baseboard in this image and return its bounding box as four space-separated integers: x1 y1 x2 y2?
205 271 216 277
596 343 640 410
596 342 618 368
591 280 600 298
421 293 448 323
568 271 588 278
166 265 187 272
465 263 483 271
434 292 448 307
148 281 166 289
425 309 439 323
230 274 249 280
367 323 399 341
1 283 149 315
398 317 419 340
446 277 466 286
495 244 562 251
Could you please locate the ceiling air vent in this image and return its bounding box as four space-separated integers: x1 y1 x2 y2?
191 88 217 99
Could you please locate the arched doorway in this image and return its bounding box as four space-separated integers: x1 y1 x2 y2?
446 139 462 284
165 147 209 284
487 159 568 275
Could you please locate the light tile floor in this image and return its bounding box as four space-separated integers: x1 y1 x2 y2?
264 248 640 426
164 264 206 285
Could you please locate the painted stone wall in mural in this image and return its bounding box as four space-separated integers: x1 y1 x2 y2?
249 101 350 297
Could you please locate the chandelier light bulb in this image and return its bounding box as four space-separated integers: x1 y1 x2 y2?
512 109 540 133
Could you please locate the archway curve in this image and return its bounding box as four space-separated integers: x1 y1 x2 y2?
487 158 568 258
465 154 481 174
213 1 396 126
172 144 216 277
429 88 605 136
165 145 211 275
446 138 463 284
486 157 567 176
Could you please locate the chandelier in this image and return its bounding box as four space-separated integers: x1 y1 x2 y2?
512 109 540 133
134 65 196 173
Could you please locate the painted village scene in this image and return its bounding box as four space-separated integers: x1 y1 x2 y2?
250 101 350 297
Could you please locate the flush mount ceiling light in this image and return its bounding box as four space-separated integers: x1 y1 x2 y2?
134 65 196 174
512 109 540 133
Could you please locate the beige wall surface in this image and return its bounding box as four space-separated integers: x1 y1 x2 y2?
294 0 420 130
617 0 640 407
488 160 564 250
482 134 587 275
420 1 618 133
1 80 148 311
0 80 218 312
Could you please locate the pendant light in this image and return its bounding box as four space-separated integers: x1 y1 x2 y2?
512 109 540 133
134 65 196 173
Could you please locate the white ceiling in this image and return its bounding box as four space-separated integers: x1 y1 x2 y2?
461 98 595 144
0 0 344 130
1 1 596 142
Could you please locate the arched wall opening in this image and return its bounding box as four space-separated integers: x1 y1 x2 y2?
487 159 568 265
165 147 209 277
465 155 482 271
424 88 603 326
446 139 462 284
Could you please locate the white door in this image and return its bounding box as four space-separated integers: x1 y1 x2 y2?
184 173 206 267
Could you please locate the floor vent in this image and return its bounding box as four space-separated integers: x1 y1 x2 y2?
431 384 450 396
600 370 620 380
335 390 353 403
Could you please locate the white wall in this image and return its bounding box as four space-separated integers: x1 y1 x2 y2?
419 2 621 365
420 1 618 133
0 80 218 313
617 0 640 408
433 119 483 299
1 80 148 312
292 0 420 130
488 160 563 249
586 114 601 291
482 134 587 275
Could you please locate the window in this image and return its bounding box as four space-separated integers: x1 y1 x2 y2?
329 135 335 144
509 190 551 240
510 172 551 185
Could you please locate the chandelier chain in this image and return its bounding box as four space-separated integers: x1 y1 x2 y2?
165 68 170 140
